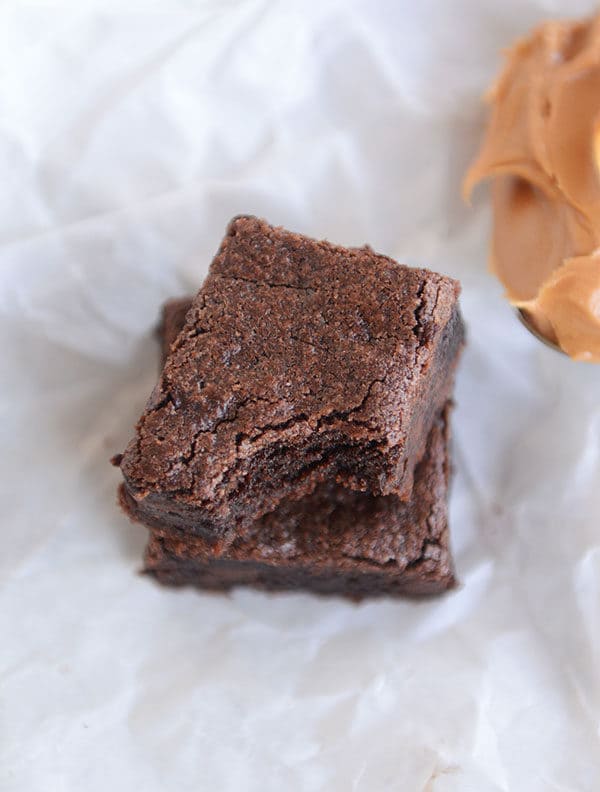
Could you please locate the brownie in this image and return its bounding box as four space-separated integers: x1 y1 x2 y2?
116 216 464 542
143 408 455 597
140 297 457 597
157 297 193 362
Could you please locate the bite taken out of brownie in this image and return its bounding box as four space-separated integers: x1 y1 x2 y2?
116 216 464 543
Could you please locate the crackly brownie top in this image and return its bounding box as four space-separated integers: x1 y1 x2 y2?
121 216 460 503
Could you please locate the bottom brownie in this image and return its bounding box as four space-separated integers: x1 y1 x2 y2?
141 298 456 598
144 410 455 598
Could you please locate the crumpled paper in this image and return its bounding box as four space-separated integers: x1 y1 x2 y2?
2 1 600 790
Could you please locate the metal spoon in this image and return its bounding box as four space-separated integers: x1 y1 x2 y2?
515 308 565 355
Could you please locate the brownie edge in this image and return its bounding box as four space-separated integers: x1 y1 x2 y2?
156 297 193 362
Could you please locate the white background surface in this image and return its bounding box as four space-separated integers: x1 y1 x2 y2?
2 1 600 789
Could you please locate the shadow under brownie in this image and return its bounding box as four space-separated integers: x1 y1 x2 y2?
116 216 464 543
140 298 456 598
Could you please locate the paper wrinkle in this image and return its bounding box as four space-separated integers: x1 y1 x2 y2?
2 1 600 790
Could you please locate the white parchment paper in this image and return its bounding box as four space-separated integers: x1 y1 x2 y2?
2 1 600 789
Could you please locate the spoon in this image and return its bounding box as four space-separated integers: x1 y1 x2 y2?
515 308 565 355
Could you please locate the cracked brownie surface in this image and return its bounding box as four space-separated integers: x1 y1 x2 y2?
117 216 464 541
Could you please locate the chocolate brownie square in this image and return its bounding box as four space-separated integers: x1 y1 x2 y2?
116 216 463 542
144 408 455 597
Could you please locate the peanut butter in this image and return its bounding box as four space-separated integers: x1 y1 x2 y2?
464 15 600 362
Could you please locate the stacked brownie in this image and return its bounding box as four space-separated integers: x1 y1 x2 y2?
114 216 464 598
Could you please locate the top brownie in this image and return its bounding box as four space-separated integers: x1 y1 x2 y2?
118 216 463 540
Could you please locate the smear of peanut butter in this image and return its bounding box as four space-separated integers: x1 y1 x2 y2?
464 15 600 362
